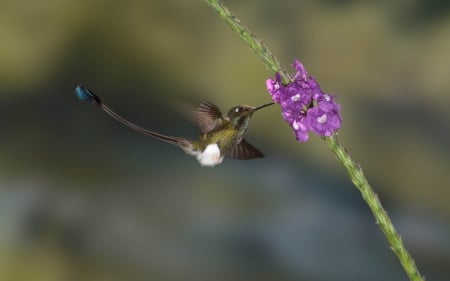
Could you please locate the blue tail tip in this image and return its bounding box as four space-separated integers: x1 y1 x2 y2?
75 84 101 105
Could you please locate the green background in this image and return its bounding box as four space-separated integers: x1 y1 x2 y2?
0 0 449 280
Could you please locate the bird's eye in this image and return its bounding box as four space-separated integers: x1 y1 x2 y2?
235 107 242 113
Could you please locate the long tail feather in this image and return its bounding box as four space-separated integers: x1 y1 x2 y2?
75 85 189 147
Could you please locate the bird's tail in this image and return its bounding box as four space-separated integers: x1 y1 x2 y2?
75 85 192 149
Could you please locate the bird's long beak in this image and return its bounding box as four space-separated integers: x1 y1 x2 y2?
253 102 275 112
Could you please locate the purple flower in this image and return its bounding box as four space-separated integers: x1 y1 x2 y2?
306 94 341 137
266 59 342 141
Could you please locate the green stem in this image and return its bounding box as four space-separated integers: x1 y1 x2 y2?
203 0 291 84
203 1 425 281
324 135 424 281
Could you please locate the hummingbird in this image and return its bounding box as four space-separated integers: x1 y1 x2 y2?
75 85 274 167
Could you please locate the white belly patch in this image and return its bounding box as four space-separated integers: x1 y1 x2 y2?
196 144 223 167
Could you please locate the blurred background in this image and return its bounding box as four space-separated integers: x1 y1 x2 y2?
0 0 449 280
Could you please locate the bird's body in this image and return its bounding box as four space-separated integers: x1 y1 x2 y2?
75 85 273 167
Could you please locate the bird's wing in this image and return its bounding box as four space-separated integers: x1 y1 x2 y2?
226 139 264 160
194 101 224 133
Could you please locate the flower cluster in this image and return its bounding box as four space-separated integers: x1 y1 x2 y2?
266 60 341 142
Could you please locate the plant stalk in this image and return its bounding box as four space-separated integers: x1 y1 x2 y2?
203 1 425 280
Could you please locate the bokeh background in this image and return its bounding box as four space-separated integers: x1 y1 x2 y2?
1 0 449 280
